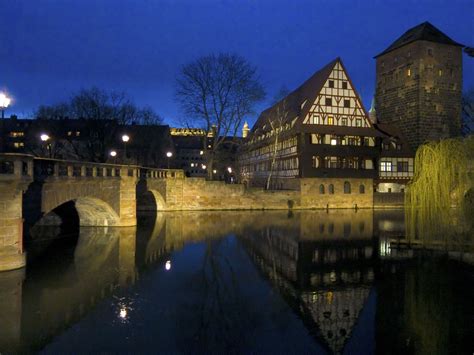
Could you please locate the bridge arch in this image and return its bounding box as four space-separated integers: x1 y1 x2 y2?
34 197 120 228
137 188 167 212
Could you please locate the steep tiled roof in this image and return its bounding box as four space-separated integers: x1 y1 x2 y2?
375 21 464 58
251 58 339 133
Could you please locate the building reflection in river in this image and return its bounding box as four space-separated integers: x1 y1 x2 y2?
239 209 377 354
0 209 472 353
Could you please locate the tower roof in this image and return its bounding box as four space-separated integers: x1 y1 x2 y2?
375 21 464 58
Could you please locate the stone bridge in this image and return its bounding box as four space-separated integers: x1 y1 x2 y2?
0 153 184 272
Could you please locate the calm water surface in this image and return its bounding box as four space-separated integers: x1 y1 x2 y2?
0 210 473 354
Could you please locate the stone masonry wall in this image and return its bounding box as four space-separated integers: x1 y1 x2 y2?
152 177 373 211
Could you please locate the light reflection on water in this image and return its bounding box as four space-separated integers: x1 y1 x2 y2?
0 209 472 354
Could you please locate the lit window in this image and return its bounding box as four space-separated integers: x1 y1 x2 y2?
407 68 411 77
312 156 321 168
325 98 332 106
67 131 72 136
438 69 443 76
9 132 24 137
13 142 24 148
342 81 348 90
381 161 392 172
327 116 334 125
76 131 81 136
311 114 320 124
330 138 337 146
344 99 350 108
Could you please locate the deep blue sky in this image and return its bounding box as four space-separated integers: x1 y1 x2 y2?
1 0 473 127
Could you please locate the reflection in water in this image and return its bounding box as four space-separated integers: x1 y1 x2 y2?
0 210 472 353
239 210 376 354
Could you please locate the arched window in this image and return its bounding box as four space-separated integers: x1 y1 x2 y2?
359 184 365 194
329 184 334 194
344 181 351 194
319 184 325 194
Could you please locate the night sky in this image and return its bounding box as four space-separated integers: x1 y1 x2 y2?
2 0 473 127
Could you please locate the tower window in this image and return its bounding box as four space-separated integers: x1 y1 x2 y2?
438 69 443 76
407 68 411 77
342 81 348 90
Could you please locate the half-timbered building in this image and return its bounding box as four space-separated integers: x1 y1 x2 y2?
239 58 382 189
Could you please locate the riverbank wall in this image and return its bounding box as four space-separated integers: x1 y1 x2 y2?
142 177 376 211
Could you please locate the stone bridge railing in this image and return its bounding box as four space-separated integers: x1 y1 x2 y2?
32 157 185 180
0 154 185 181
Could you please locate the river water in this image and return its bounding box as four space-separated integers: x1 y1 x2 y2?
0 210 473 354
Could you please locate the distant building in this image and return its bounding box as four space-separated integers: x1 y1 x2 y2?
172 133 208 177
0 117 174 167
374 21 464 151
239 58 381 189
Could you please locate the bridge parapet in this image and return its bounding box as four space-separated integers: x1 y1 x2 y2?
32 157 140 180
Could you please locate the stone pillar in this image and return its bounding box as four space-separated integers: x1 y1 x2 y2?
0 181 28 271
0 155 33 272
117 172 137 226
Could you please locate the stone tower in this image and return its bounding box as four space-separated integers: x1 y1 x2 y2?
374 22 464 151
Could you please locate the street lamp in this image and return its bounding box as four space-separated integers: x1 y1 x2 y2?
110 150 117 164
40 133 52 157
166 151 173 169
0 93 11 119
121 134 130 163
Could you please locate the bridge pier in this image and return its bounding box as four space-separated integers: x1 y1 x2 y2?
0 155 33 272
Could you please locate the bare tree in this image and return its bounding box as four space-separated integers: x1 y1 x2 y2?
265 87 290 190
35 87 163 162
175 53 265 177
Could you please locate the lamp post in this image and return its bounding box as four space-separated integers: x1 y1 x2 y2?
166 151 173 169
121 134 130 163
110 150 117 164
40 133 52 158
0 93 11 119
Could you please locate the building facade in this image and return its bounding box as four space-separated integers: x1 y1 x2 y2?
374 21 464 151
239 58 382 190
